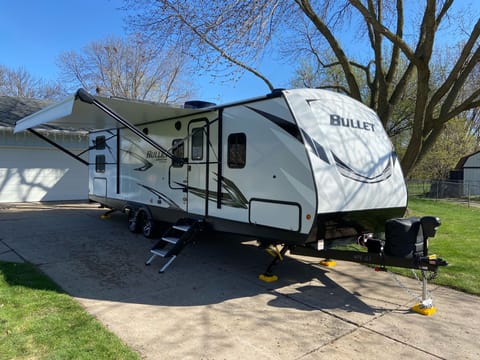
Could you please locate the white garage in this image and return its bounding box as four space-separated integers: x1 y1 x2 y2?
0 96 89 203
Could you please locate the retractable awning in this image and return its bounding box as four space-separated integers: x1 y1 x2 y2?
15 89 208 164
15 88 202 133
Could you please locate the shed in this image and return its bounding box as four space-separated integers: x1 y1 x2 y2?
0 96 88 203
451 150 480 196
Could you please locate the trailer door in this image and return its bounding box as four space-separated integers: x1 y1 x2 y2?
187 119 209 215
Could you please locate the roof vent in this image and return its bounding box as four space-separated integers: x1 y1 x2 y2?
184 100 216 109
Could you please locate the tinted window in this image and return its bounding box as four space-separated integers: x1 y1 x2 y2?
172 139 185 167
228 133 246 168
95 155 106 173
95 136 106 150
191 128 204 161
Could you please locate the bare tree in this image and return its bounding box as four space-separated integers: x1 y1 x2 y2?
125 0 480 176
0 65 65 99
57 35 193 103
124 0 290 89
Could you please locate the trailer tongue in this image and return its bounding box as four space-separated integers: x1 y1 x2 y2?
263 215 447 315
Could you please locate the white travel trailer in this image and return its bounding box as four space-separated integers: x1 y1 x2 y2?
15 88 446 292
16 88 407 240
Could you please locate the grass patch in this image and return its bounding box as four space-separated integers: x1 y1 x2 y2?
0 261 140 359
404 198 480 295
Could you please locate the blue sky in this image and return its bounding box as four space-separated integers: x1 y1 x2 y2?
0 0 290 103
1 1 477 104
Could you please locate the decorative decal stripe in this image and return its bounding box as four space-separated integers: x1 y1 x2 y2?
301 129 330 164
174 173 249 209
246 106 303 142
216 173 249 209
121 149 153 171
332 153 392 183
306 99 320 106
137 184 181 209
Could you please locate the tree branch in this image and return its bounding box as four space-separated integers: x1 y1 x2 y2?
295 0 362 100
435 0 454 26
369 0 391 121
443 88 480 122
164 1 275 90
427 19 480 114
349 0 417 65
316 84 351 94
385 0 403 83
438 45 480 121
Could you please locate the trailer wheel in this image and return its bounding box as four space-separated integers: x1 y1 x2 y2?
142 217 155 238
127 208 139 233
128 218 138 233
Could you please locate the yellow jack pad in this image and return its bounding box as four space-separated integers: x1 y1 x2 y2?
100 214 111 220
411 303 437 316
259 274 278 283
320 259 337 267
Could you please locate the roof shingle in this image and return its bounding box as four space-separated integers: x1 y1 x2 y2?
0 96 51 127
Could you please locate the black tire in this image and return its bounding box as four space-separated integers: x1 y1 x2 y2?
142 217 155 238
127 208 139 233
128 218 138 233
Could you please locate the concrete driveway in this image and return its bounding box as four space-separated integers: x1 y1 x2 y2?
0 202 478 359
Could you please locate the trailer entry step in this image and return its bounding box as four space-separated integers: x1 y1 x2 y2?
145 218 203 273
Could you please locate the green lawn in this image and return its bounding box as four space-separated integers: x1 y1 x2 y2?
406 198 480 295
0 262 140 360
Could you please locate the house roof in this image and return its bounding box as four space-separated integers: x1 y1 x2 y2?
0 96 52 128
455 150 480 169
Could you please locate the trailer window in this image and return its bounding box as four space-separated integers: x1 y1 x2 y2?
172 139 184 167
228 133 246 168
191 128 204 161
95 136 106 150
95 155 106 173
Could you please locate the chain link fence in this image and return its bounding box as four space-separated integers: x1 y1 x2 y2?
407 179 480 207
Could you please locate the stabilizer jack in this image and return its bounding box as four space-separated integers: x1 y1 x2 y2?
259 244 289 283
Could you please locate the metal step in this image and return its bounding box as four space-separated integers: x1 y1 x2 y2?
172 224 191 232
145 218 201 273
162 236 180 244
150 248 169 257
159 255 177 273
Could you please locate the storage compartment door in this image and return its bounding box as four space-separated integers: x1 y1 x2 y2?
92 177 107 198
249 199 301 231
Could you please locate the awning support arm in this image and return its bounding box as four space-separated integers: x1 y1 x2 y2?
28 128 89 166
75 89 184 165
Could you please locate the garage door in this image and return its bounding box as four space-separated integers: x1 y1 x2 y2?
0 147 88 202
